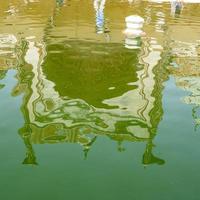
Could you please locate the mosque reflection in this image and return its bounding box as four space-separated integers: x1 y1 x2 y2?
0 0 174 166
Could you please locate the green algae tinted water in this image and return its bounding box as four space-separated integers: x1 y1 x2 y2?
0 1 200 199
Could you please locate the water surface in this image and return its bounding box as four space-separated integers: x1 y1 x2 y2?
0 1 200 199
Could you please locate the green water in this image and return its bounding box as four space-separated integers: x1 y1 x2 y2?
0 0 200 199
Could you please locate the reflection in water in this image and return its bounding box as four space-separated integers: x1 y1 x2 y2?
167 25 200 130
0 0 172 166
94 0 110 36
143 141 165 165
19 124 38 165
170 0 183 17
4 0 197 166
0 34 18 70
0 70 7 90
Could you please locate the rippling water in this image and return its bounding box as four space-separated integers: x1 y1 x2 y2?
0 0 200 199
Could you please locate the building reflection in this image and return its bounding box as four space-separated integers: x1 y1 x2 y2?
168 58 200 130
167 12 200 130
0 0 171 166
0 34 19 70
